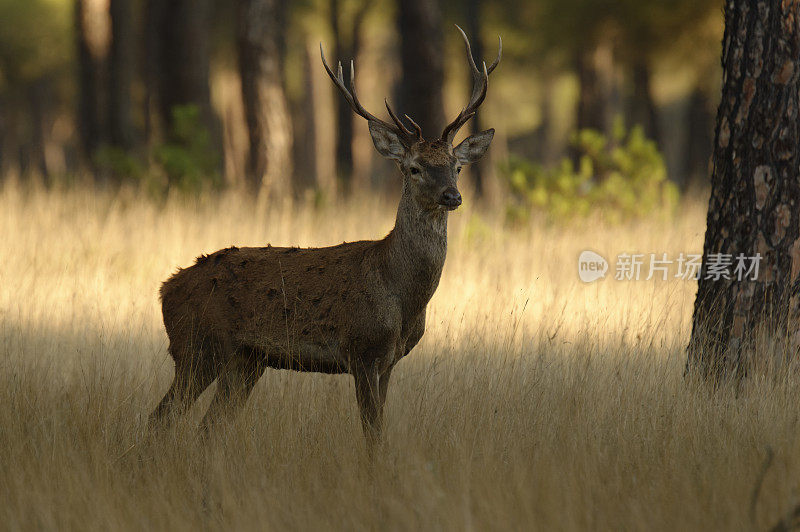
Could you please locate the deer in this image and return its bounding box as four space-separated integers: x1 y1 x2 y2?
148 26 501 446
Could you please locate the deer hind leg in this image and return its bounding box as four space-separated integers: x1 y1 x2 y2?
199 348 265 432
148 340 225 429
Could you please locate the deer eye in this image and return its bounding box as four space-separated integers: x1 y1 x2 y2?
410 166 421 175
456 166 462 174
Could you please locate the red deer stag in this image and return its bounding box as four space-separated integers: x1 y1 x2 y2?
149 26 501 444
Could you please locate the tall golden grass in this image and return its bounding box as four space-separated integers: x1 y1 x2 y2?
1 184 798 530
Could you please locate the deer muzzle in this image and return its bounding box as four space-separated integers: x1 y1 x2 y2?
438 187 462 210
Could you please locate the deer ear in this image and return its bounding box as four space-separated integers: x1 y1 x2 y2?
369 122 407 162
454 128 494 164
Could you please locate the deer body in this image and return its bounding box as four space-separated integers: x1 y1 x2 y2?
159 195 445 377
150 26 500 444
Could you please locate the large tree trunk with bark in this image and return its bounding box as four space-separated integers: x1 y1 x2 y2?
108 0 134 150
687 0 800 380
396 0 445 139
237 0 293 198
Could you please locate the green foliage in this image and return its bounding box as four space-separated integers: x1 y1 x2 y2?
93 146 145 182
501 120 678 223
154 105 221 195
94 106 221 197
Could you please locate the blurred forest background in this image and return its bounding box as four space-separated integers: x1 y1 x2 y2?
0 0 722 211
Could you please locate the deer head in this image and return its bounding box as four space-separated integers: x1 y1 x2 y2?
321 25 501 211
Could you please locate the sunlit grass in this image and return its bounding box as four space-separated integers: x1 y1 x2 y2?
1 183 798 530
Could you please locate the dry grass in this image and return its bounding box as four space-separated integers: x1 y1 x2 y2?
1 184 799 531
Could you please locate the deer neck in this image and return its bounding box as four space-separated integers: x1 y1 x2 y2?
381 184 449 316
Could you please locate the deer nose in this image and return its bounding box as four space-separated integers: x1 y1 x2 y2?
438 187 462 210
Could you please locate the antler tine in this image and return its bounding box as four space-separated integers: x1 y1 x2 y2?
347 59 393 127
457 27 490 114
320 44 357 109
456 26 501 79
384 100 415 137
404 114 423 139
455 24 479 75
320 43 416 142
441 26 501 143
488 35 502 74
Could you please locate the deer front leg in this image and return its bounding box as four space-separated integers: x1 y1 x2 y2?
377 363 394 419
353 362 381 448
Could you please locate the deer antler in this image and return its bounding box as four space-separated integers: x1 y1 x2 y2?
441 25 502 144
320 44 422 145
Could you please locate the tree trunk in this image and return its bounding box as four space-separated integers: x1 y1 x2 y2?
28 79 50 183
0 96 5 180
158 0 217 145
396 0 445 139
630 60 660 145
466 0 487 198
237 0 293 198
108 0 134 150
575 39 615 134
687 0 800 380
292 42 321 194
143 0 165 145
75 0 109 164
683 87 714 189
330 0 350 188
330 0 370 195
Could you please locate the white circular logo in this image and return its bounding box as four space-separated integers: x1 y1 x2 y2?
578 250 608 283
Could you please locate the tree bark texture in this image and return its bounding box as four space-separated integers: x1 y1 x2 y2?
237 0 293 197
688 0 800 379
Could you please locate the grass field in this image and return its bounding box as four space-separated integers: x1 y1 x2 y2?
1 184 799 531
